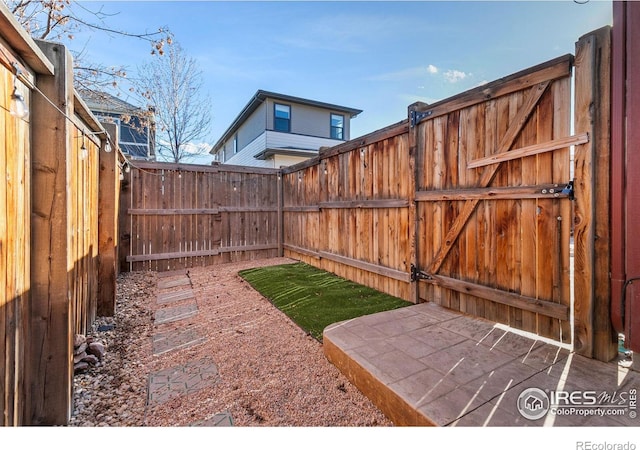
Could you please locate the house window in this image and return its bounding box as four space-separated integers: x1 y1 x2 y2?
331 113 344 140
233 134 238 154
274 103 291 132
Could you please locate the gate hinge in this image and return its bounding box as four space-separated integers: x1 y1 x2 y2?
561 180 575 200
410 264 433 282
410 109 433 128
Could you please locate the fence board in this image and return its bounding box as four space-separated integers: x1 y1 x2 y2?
123 164 280 271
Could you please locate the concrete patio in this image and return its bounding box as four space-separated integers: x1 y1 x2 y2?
323 302 640 427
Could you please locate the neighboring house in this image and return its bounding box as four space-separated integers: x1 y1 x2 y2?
210 90 362 168
80 90 156 160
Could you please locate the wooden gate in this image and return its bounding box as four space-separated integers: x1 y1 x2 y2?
409 55 575 343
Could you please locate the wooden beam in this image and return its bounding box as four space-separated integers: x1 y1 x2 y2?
280 119 409 175
126 243 279 262
426 275 570 321
0 39 36 86
408 102 426 304
277 171 284 257
219 243 278 253
318 251 411 283
127 248 220 262
97 122 118 316
27 41 74 426
127 206 279 215
283 244 321 260
318 199 409 209
220 206 279 213
466 133 589 169
412 54 572 123
283 206 321 212
317 120 409 162
128 208 220 215
427 81 551 274
0 4 54 75
416 184 572 202
573 27 616 361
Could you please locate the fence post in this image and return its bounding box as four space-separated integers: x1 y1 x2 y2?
27 40 74 424
408 102 428 304
97 122 119 316
573 27 616 362
277 169 284 257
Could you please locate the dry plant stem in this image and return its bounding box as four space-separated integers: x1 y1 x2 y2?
70 257 392 427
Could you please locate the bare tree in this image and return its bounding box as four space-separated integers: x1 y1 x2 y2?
137 43 211 163
4 0 172 94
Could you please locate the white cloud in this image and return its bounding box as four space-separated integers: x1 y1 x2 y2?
444 69 469 83
368 64 441 82
368 66 432 82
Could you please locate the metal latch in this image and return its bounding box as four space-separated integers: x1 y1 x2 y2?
561 181 575 200
410 264 433 282
410 110 433 128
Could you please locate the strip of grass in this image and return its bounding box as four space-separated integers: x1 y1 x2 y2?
238 262 411 341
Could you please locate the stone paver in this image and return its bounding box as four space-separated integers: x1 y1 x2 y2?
157 277 191 290
154 301 198 325
152 326 206 355
189 411 234 427
157 270 188 279
157 289 195 305
324 302 640 427
148 358 220 405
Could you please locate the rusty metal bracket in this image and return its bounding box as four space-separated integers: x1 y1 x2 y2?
410 109 433 128
410 264 433 282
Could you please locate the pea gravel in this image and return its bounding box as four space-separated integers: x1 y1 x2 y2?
69 257 393 427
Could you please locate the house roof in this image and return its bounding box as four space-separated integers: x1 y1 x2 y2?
79 90 144 115
210 90 362 154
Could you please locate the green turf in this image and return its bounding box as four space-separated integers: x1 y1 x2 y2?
238 262 411 341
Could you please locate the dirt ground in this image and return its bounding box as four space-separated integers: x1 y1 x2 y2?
70 257 392 427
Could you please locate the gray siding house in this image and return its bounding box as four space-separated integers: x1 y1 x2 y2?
80 90 156 160
211 90 362 168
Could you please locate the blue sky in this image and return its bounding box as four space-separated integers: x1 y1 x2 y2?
71 0 612 164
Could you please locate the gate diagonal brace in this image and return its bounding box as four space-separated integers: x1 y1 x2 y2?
410 264 433 282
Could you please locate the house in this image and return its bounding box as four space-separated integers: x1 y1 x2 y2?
210 90 362 168
80 90 156 160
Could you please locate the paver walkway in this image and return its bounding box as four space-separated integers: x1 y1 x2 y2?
147 272 233 426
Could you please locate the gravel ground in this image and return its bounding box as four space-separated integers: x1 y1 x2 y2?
69 257 393 427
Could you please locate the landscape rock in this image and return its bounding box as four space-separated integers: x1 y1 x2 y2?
81 354 100 365
74 361 89 373
74 334 86 348
87 342 106 360
74 342 88 355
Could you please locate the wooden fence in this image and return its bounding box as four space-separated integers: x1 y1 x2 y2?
1 3 118 425
0 37 31 427
283 121 412 301
120 27 615 362
282 28 615 361
120 162 280 272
